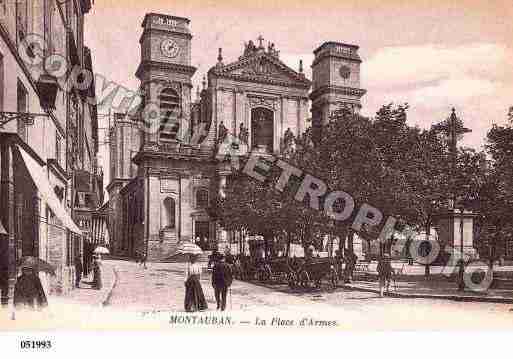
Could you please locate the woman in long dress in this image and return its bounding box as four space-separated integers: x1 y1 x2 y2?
184 254 207 312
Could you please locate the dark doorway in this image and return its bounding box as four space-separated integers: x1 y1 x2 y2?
195 221 210 250
251 107 274 153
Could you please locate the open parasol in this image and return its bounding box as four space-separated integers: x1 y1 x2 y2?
176 241 203 256
94 246 110 255
19 256 56 276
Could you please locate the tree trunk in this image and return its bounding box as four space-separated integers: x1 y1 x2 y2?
286 232 291 257
425 220 431 280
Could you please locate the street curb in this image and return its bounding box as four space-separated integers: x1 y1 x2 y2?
101 265 118 307
341 284 513 304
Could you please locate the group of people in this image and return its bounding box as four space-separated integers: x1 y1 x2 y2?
75 254 103 290
184 251 233 312
135 251 147 269
334 249 394 296
12 254 103 313
333 250 358 283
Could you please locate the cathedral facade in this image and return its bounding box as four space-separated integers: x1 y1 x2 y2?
106 13 366 260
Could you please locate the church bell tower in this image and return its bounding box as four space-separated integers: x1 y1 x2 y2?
135 13 196 144
310 42 366 125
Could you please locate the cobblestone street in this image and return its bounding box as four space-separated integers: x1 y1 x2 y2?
3 259 513 331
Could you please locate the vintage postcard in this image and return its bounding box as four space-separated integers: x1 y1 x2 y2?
1 0 513 352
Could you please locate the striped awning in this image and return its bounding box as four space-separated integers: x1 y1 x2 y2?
17 145 83 235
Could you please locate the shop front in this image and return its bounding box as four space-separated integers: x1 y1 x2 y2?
0 133 83 305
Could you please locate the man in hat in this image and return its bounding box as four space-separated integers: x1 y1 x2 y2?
224 247 235 265
211 254 233 311
377 253 393 297
13 265 48 310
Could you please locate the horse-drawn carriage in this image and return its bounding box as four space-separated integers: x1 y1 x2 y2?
255 257 298 287
295 258 338 291
249 256 338 291
232 256 259 281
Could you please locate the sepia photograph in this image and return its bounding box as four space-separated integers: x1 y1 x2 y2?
0 0 513 355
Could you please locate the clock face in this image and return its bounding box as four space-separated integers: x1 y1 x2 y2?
339 65 351 79
160 39 180 58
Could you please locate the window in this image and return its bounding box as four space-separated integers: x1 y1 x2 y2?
159 87 181 141
17 80 28 141
163 197 176 229
15 0 28 45
44 0 54 54
110 128 116 179
56 131 62 166
196 188 209 208
0 1 6 17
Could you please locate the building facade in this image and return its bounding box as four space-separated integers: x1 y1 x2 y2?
107 13 366 261
0 0 101 306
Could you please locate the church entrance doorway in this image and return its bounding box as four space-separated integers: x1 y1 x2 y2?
251 107 274 153
194 221 211 250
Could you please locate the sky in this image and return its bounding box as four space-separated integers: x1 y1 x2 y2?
84 0 513 191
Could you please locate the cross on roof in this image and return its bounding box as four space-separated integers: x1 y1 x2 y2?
257 35 265 48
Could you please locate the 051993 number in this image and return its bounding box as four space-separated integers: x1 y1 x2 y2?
20 340 52 350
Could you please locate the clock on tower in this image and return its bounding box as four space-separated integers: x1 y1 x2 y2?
136 13 196 143
310 42 366 126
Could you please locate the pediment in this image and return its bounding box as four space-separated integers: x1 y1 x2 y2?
210 53 311 88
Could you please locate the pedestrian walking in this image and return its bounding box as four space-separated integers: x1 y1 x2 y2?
184 254 208 312
457 259 465 291
225 247 235 265
212 254 233 311
13 265 48 311
334 250 344 281
92 255 102 290
141 253 147 269
344 251 357 283
377 253 393 297
74 255 83 288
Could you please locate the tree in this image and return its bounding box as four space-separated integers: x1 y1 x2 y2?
472 112 513 267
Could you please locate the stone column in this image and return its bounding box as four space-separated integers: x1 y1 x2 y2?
235 89 245 135
433 209 478 260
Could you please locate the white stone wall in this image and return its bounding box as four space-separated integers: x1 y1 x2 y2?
209 76 310 154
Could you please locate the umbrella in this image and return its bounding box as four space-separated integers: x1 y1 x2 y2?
19 256 56 276
94 246 110 255
176 241 203 256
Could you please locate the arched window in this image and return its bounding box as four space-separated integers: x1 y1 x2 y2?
163 197 176 229
251 107 274 153
159 87 181 141
196 188 209 208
